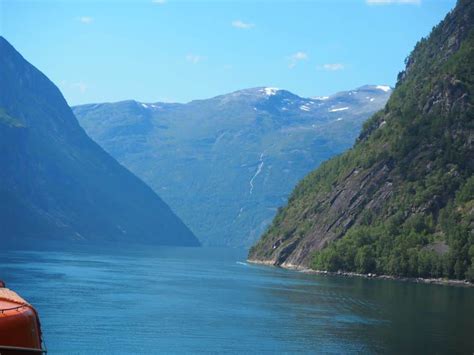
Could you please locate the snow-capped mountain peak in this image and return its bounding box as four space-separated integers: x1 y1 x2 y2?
261 87 280 96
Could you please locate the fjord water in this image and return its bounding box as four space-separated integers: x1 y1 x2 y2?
1 246 473 354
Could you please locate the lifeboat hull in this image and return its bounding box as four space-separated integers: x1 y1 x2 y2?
0 287 45 354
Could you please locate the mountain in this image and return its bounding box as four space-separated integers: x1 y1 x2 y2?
0 37 199 247
73 85 391 247
249 0 474 281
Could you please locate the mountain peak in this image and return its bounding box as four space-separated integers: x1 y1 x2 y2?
259 87 280 96
226 86 285 97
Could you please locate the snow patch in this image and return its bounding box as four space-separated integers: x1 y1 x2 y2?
329 107 349 112
376 85 391 92
313 96 329 100
261 87 279 96
300 104 311 112
141 103 149 108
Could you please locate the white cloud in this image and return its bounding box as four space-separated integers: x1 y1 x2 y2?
366 0 421 5
318 63 345 71
78 16 93 24
232 20 255 29
288 51 308 69
186 54 204 64
152 0 166 4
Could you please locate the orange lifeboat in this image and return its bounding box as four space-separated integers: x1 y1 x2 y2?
0 281 45 354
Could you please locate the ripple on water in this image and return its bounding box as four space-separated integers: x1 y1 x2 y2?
1 247 473 354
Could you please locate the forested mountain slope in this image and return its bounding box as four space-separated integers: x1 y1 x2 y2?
249 0 474 281
0 37 199 247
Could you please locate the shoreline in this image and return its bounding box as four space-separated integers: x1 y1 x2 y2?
247 259 474 288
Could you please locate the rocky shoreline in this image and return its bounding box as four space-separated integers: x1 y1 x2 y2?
247 259 474 288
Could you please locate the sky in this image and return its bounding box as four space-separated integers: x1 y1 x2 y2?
1 0 457 106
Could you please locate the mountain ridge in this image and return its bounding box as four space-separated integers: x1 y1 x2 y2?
74 84 391 247
77 84 392 110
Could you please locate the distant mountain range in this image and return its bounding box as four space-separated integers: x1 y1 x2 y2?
249 0 474 281
0 37 199 247
74 85 391 247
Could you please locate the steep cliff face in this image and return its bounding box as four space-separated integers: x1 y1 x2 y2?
0 37 199 247
249 0 474 280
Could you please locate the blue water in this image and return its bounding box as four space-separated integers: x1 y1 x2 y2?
1 246 473 354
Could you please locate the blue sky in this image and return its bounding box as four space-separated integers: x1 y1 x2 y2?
1 0 456 105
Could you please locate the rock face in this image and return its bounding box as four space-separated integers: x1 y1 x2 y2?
270 161 395 268
249 0 474 281
74 86 390 247
0 37 199 247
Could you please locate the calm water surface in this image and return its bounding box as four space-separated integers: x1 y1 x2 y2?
1 246 473 354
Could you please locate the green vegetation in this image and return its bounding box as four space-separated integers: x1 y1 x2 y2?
312 177 474 280
312 16 474 280
250 0 474 281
